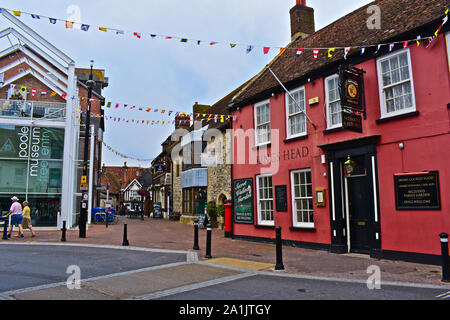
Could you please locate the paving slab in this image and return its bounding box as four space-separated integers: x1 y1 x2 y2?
13 263 243 300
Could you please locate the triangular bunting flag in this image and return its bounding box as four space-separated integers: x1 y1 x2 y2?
344 47 350 59
328 48 335 58
296 48 303 57
263 47 270 54
313 49 319 59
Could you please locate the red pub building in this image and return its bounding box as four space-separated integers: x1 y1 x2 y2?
229 0 450 264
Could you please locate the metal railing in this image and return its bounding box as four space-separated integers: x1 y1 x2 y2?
0 99 66 121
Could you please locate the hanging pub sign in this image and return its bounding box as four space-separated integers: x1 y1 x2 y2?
339 64 366 133
342 110 363 133
154 163 165 173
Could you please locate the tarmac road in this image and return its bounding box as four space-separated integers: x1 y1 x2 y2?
0 243 448 301
0 243 186 292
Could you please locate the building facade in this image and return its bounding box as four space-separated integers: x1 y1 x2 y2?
229 0 450 264
0 12 107 228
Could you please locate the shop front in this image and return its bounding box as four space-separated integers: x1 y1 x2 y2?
0 124 65 227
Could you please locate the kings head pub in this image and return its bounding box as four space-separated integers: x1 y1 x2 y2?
227 0 450 265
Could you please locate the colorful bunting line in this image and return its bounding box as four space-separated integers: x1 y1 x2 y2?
100 140 154 162
2 7 444 57
74 108 235 125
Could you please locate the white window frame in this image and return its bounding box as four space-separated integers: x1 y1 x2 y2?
285 86 307 139
324 74 343 129
256 174 274 226
254 99 271 147
376 48 416 119
290 169 314 228
446 32 450 73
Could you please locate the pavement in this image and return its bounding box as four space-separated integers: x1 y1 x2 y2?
4 216 449 287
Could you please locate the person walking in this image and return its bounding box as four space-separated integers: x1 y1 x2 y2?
4 196 24 239
21 201 35 238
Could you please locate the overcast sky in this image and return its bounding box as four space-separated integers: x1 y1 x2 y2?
0 0 373 168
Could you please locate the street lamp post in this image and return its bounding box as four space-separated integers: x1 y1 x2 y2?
79 60 95 238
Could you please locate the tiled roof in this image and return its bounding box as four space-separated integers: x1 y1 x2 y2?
232 0 448 107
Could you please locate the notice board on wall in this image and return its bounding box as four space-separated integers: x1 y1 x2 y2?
394 171 441 210
275 185 288 212
233 178 254 224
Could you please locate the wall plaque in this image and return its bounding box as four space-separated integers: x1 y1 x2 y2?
233 178 254 224
275 185 288 212
394 171 441 210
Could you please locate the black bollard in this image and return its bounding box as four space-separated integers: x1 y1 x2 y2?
2 218 8 240
205 224 212 259
193 220 200 250
105 212 109 228
275 226 285 270
61 221 67 242
439 233 450 282
122 224 129 246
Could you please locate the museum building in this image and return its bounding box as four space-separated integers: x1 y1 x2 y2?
229 0 450 264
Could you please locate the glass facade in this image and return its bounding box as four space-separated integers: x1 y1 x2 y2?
0 125 64 227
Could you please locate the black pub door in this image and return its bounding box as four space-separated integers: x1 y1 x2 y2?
347 174 371 253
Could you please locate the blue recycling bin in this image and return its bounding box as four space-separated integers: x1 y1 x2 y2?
92 207 115 223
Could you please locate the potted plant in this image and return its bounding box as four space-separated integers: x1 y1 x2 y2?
206 202 218 228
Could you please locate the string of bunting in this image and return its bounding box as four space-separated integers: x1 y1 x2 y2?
74 109 235 125
2 6 448 57
6 84 66 99
100 139 154 162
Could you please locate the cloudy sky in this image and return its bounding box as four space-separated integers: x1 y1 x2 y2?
0 0 373 167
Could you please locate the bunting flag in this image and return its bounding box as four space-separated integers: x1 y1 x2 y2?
65 21 74 29
344 47 350 59
296 48 303 57
313 49 319 59
41 90 47 96
374 44 382 54
50 91 57 96
5 7 442 58
327 48 335 58
31 88 36 98
416 35 422 47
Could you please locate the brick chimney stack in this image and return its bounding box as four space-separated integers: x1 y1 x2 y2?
290 0 315 40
